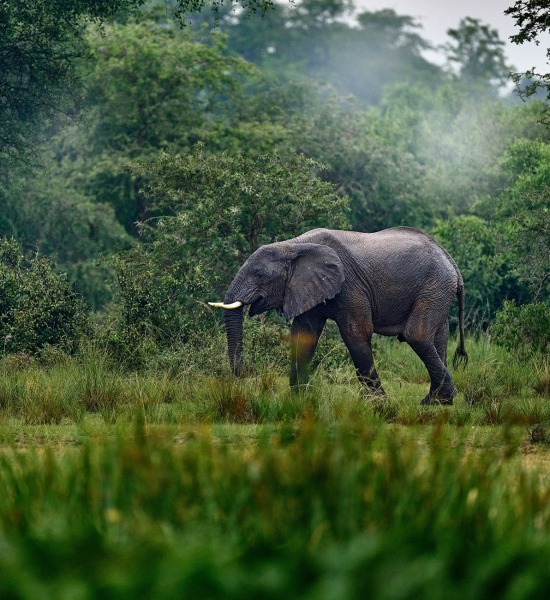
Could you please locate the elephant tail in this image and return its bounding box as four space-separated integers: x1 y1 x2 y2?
453 280 468 370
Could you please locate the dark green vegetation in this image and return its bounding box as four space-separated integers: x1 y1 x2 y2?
2 0 548 338
3 427 550 599
0 336 549 598
0 0 549 597
0 341 550 598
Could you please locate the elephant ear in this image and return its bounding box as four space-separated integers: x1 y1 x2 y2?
283 243 345 319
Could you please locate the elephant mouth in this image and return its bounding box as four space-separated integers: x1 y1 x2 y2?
215 291 272 318
249 293 270 317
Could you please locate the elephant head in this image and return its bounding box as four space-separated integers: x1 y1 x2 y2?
209 242 344 375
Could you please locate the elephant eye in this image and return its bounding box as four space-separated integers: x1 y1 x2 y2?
253 265 278 279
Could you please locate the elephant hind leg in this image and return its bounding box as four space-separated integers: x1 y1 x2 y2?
434 320 450 367
407 339 457 404
404 315 456 404
404 299 456 404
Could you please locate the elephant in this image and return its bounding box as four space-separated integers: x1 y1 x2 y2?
209 227 468 404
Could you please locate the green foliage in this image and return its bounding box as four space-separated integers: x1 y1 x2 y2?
492 300 550 356
282 94 431 231
506 1 550 99
105 252 201 366
1 417 550 597
222 2 444 106
379 85 545 216
107 146 347 353
444 17 512 90
67 21 256 233
132 145 349 286
0 0 149 158
0 238 89 356
0 0 283 158
0 156 131 310
84 22 254 156
432 216 509 327
137 145 347 255
496 139 550 298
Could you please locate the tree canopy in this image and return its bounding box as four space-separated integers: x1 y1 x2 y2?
0 0 138 157
445 17 513 89
0 0 284 159
505 1 550 98
0 0 548 357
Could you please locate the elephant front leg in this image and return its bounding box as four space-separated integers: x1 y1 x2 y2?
289 313 326 388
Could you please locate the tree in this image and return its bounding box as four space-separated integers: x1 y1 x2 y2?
60 20 255 233
284 95 430 231
506 1 550 98
110 146 349 347
222 3 443 106
132 146 349 278
356 8 431 55
0 0 140 158
0 0 285 159
497 139 550 300
506 0 550 43
444 17 512 91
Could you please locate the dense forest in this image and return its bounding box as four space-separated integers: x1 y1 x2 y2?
2 3 550 595
0 0 548 364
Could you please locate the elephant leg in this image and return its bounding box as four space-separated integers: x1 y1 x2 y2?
337 319 385 396
289 312 326 387
434 320 450 367
407 339 457 405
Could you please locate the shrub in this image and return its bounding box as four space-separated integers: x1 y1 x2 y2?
431 216 510 328
109 147 349 353
492 300 550 356
0 238 89 355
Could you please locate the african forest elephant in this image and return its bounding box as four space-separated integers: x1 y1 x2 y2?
209 227 468 405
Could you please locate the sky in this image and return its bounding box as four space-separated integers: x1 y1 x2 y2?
354 0 550 74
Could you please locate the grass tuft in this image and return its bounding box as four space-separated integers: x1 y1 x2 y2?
534 359 550 397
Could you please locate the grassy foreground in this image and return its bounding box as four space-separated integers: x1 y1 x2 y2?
0 336 549 598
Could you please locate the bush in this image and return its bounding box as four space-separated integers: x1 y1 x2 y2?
108 147 349 354
431 216 511 328
0 238 89 355
130 146 349 294
492 300 550 356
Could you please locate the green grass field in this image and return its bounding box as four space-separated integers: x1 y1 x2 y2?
0 335 549 598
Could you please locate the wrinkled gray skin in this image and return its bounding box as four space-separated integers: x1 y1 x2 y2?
220 227 467 405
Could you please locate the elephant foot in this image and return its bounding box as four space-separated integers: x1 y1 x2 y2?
360 380 386 398
421 395 453 406
358 374 385 398
364 387 386 400
421 381 458 406
421 386 457 406
290 381 312 396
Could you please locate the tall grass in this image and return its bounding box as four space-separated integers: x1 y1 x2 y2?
0 335 547 427
0 334 549 596
0 420 549 597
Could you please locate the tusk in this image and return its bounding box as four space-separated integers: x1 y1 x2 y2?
208 301 243 309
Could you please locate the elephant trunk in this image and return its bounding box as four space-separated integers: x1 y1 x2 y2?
224 305 244 376
215 268 251 376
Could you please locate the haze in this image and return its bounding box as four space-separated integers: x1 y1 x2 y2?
355 0 550 73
